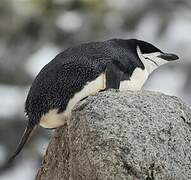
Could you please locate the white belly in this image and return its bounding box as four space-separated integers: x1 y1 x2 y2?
119 68 148 91
40 73 106 128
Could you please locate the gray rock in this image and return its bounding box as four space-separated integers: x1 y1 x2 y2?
35 90 191 180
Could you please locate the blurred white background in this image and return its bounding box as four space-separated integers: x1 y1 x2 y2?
0 0 190 179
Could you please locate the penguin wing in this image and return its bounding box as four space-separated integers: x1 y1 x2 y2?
62 54 136 91
52 55 109 111
105 61 123 89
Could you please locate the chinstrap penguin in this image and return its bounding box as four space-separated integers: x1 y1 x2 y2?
8 38 179 163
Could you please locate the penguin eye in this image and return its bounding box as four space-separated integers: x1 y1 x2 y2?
144 57 159 66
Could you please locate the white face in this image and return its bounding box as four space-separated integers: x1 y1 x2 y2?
137 46 168 74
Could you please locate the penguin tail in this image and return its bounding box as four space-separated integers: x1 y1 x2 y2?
0 123 37 174
8 123 37 164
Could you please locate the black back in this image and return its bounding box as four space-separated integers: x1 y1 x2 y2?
25 38 161 125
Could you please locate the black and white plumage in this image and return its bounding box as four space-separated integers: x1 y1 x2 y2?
9 38 179 162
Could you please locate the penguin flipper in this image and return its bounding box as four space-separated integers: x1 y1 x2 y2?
105 61 123 89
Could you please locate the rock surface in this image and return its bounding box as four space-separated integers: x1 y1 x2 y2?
35 90 191 180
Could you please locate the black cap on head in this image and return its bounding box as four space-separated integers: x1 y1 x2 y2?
114 39 164 54
125 39 179 61
136 39 164 54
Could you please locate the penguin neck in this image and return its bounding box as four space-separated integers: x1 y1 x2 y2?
136 47 158 74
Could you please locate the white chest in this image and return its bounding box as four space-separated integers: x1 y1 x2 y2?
119 68 148 91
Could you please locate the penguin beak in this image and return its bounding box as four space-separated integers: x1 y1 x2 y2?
157 53 179 61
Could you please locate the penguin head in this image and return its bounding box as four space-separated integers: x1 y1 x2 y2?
135 39 179 73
